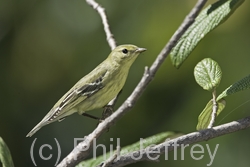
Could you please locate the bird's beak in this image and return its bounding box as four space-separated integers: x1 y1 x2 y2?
136 47 147 53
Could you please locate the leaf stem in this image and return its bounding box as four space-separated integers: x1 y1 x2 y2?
208 89 218 128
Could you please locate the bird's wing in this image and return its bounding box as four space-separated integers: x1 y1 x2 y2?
48 71 108 121
26 71 108 137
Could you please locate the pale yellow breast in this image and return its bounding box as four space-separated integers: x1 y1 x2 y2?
77 67 129 114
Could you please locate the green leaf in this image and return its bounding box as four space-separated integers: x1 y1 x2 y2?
217 74 250 101
197 99 226 130
77 131 181 167
170 0 245 68
0 137 14 167
194 58 222 91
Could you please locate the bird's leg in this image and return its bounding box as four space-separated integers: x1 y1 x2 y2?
82 113 100 121
102 105 114 120
82 89 122 129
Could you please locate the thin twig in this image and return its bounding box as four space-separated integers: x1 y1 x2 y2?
57 0 207 166
208 90 218 128
86 0 116 50
108 116 250 167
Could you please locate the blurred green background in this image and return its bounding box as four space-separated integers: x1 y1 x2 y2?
0 0 250 166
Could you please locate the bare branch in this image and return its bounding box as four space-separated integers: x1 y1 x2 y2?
86 0 116 50
150 0 207 74
57 0 208 166
108 116 250 167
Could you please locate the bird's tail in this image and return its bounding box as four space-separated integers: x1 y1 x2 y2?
26 108 71 137
26 118 49 137
26 121 44 137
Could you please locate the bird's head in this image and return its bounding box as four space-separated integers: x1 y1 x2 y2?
109 44 146 66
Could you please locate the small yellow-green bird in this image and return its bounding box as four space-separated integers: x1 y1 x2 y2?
26 44 146 137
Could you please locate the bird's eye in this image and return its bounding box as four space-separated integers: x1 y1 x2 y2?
122 49 128 54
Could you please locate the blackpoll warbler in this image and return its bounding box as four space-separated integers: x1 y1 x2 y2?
26 44 146 137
